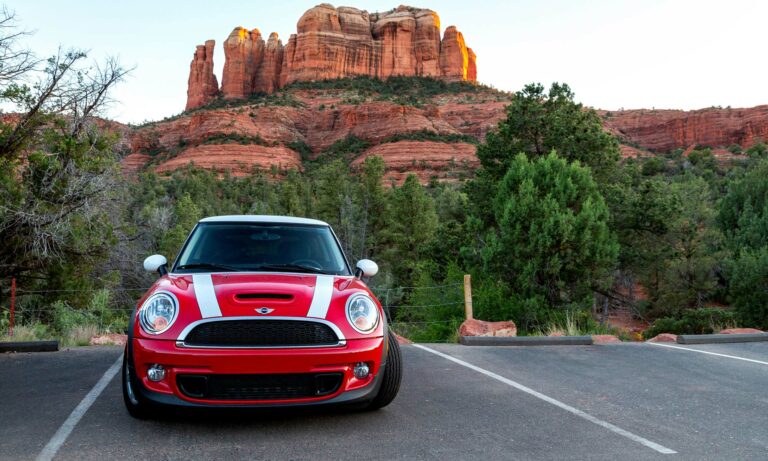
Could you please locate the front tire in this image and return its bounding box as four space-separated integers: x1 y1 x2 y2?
365 330 402 410
122 350 156 419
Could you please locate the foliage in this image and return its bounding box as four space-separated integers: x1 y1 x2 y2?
476 82 620 182
185 92 303 114
728 246 768 329
718 159 768 251
201 133 270 146
0 10 128 299
470 82 620 225
482 152 618 314
307 136 371 167
643 308 738 338
381 129 478 145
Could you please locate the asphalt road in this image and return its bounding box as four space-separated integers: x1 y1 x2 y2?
2 341 768 460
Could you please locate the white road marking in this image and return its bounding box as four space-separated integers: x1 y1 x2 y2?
193 274 222 318
648 342 768 366
306 275 335 319
36 355 122 461
413 344 677 455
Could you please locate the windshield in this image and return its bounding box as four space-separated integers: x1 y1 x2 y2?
173 222 351 275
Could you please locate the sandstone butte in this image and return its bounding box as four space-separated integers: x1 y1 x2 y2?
125 4 768 182
186 4 477 110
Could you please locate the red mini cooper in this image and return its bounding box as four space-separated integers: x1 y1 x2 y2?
122 215 401 418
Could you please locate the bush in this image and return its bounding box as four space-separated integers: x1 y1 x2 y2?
643 308 738 338
382 130 478 145
201 133 269 146
729 247 768 329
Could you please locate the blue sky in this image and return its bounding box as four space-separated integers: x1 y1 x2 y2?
6 0 767 123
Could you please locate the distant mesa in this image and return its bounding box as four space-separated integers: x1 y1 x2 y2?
185 4 477 110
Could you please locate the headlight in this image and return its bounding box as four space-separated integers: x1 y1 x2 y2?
345 293 379 334
138 292 178 335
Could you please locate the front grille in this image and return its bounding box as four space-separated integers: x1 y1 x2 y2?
177 373 344 400
183 320 340 347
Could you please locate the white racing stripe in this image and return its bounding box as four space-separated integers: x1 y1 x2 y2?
306 275 335 319
413 344 677 455
36 356 122 461
649 342 768 365
192 274 222 318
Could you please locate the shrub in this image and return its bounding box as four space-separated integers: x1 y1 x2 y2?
729 246 768 329
643 308 738 338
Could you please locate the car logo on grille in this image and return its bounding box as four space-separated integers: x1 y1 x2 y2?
255 307 275 315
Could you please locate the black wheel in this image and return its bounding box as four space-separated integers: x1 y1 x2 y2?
122 349 156 419
365 330 402 410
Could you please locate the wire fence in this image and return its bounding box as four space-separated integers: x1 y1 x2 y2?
0 278 469 343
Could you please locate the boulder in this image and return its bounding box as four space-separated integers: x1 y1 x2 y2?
185 40 219 111
719 328 764 334
89 333 127 346
646 333 678 343
459 318 517 337
592 334 621 344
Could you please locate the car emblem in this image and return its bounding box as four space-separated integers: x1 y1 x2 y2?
255 307 274 315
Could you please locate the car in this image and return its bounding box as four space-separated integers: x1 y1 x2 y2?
122 215 401 418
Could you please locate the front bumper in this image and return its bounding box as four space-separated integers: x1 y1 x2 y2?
128 336 386 408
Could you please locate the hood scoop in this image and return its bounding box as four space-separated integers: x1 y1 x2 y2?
234 293 294 301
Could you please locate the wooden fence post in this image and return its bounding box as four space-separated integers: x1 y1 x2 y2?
463 274 473 320
10 278 15 337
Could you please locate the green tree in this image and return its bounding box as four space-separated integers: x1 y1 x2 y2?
470 82 620 224
482 152 618 313
654 177 724 313
158 194 201 263
719 159 768 251
357 156 388 260
0 11 127 283
383 174 438 285
729 247 768 329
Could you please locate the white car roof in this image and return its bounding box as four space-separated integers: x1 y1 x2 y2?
199 215 330 226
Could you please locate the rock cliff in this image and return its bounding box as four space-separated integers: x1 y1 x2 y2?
185 4 477 110
602 106 768 153
185 40 218 111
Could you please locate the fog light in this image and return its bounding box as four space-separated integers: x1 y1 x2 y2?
353 362 370 379
147 364 166 382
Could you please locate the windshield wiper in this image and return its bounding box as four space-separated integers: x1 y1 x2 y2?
175 263 240 272
250 263 330 274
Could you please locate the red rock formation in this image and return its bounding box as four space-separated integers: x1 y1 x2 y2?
221 28 264 99
592 335 621 344
154 144 302 176
459 319 517 337
439 26 469 82
466 47 477 82
646 333 678 343
129 87 506 181
185 5 477 109
719 328 764 334
352 141 479 184
185 40 218 111
254 33 284 94
414 10 441 77
602 105 768 152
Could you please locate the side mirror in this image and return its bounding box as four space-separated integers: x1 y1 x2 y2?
143 254 168 275
355 259 378 278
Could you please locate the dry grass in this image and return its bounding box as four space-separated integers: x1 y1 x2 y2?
0 323 100 347
62 324 99 347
